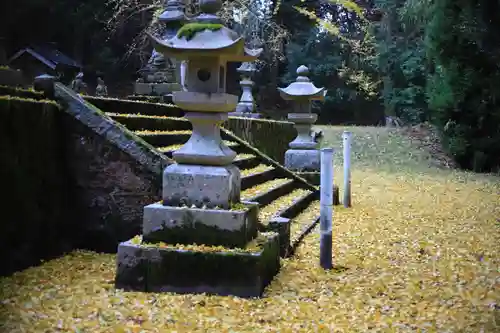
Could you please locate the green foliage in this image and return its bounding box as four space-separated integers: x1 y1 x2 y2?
177 23 224 41
425 0 500 172
370 0 429 123
282 26 383 125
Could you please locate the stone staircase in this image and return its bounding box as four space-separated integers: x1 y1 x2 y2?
7 84 326 258
105 110 321 257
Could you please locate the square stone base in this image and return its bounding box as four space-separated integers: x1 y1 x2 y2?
115 232 281 298
142 201 259 248
163 164 241 209
285 149 320 172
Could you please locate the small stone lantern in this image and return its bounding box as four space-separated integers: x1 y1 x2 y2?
278 65 327 173
158 0 188 85
230 61 260 118
134 0 186 97
115 0 281 298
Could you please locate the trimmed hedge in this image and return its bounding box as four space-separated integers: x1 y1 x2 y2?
0 96 73 276
223 117 295 164
83 95 184 117
0 85 44 100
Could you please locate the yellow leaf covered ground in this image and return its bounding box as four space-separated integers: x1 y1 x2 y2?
1 126 499 332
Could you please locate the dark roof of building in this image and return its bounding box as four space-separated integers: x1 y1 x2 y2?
8 44 82 69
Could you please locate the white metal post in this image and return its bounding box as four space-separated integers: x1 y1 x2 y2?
320 147 334 269
342 131 352 208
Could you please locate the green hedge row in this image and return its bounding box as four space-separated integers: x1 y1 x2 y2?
0 96 73 276
223 117 295 164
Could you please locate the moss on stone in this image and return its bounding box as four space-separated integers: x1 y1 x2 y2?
0 85 43 98
130 231 276 254
177 23 223 41
118 232 281 296
230 202 247 211
0 95 60 107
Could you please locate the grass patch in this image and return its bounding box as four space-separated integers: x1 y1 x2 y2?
316 125 436 173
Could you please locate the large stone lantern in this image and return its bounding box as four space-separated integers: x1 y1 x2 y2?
278 65 327 178
115 0 281 298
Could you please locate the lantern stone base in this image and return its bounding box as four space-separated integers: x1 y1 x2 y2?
115 232 281 298
284 149 320 172
142 202 259 248
134 82 182 96
162 164 241 209
229 111 261 119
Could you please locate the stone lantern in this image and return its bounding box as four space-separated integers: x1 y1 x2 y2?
278 65 327 179
230 61 260 118
115 0 281 298
133 0 186 99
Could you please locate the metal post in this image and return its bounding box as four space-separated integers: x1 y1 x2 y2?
320 147 334 269
342 131 352 208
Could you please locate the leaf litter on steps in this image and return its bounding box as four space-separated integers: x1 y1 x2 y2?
0 166 498 332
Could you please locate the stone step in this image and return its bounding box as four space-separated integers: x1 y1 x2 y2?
289 200 320 255
134 130 191 146
258 188 313 226
260 191 318 258
275 189 318 220
241 178 296 206
232 153 260 170
106 113 191 132
85 96 184 117
240 165 276 190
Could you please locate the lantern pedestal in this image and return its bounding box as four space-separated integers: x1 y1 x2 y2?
284 113 320 172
